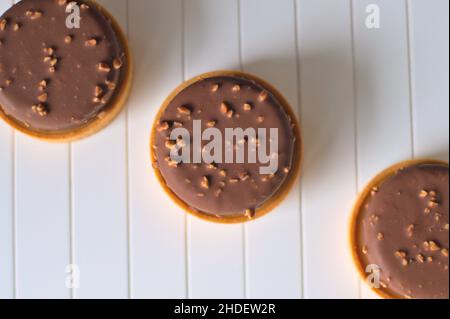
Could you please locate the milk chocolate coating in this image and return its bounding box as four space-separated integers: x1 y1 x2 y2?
357 163 449 299
0 0 127 132
153 75 297 218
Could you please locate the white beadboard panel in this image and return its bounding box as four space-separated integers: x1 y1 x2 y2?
70 0 129 299
240 0 302 299
0 0 14 301
409 0 449 161
11 0 71 300
296 0 359 299
0 123 14 300
0 0 14 299
352 0 413 299
184 0 245 299
15 137 71 299
128 0 187 299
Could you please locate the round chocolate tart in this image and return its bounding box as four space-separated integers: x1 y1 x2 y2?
0 0 132 142
151 71 302 223
350 160 449 299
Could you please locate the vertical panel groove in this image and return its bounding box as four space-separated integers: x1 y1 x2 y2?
181 0 190 300
405 0 416 159
237 0 248 299
293 0 305 299
11 0 17 301
349 0 362 299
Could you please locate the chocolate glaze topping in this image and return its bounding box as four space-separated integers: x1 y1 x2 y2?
153 75 298 219
356 163 449 299
0 0 127 132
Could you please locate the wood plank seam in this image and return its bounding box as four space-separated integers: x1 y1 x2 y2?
405 0 416 159
349 0 362 299
125 0 133 300
293 0 305 299
181 0 190 300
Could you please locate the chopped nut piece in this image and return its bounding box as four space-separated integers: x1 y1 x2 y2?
85 38 97 46
416 254 425 263
200 176 210 189
226 110 234 118
13 23 20 31
229 178 239 183
401 258 409 266
49 66 56 73
165 140 176 150
177 105 191 115
441 248 449 257
94 86 103 97
362 246 368 255
245 208 255 219
243 103 252 111
232 84 241 92
157 121 169 132
239 172 250 181
58 0 67 5
38 93 48 102
105 80 116 90
80 4 90 10
113 58 123 70
197 193 205 198
207 163 217 170
419 190 428 198
220 102 229 114
0 19 7 31
64 35 73 43
98 62 111 72
257 116 264 123
258 91 268 102
371 187 379 196
43 47 54 55
429 190 437 197
211 83 220 92
39 80 47 89
31 103 47 116
428 200 439 208
214 188 223 198
173 121 183 128
284 167 290 174
444 224 449 231
407 224 415 237
424 208 431 214
49 58 58 67
395 250 407 259
377 233 384 241
30 11 43 20
424 241 440 251
219 170 227 177
207 121 216 127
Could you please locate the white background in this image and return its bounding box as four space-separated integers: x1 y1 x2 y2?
0 0 448 299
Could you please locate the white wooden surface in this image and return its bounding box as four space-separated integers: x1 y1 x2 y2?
0 0 448 299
